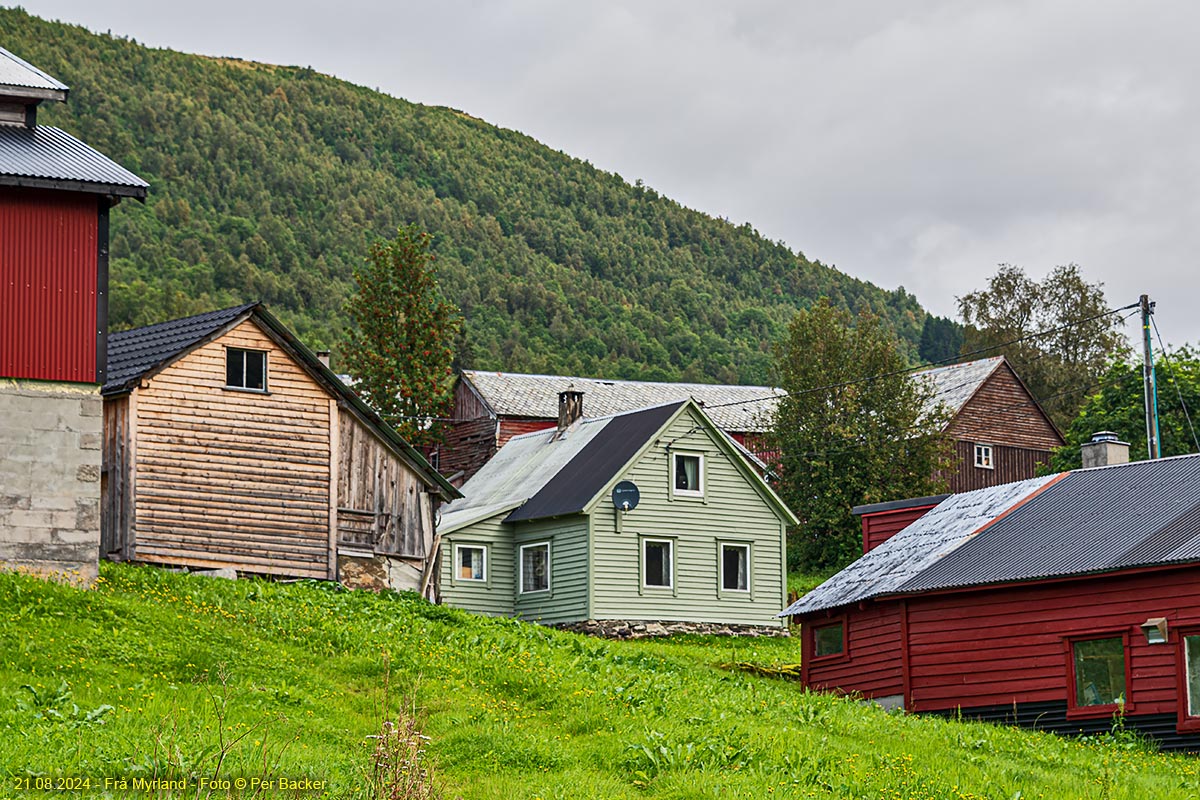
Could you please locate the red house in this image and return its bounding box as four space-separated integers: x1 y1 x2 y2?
0 47 148 581
783 451 1200 749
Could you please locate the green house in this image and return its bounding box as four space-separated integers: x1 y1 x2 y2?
438 396 798 629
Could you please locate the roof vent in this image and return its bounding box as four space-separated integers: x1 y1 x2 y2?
1081 431 1129 469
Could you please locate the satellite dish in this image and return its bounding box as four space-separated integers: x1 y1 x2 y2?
611 480 640 512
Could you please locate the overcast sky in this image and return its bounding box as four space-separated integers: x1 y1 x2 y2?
16 1 1200 344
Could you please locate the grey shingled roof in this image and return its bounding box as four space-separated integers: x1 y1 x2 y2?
439 403 683 533
103 303 257 394
461 371 782 433
0 47 68 97
915 356 1004 418
782 454 1200 617
0 125 149 196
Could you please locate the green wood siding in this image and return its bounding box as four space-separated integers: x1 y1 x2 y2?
513 516 590 624
440 514 514 616
590 407 787 627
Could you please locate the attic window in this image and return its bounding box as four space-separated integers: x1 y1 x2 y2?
226 348 267 391
974 444 993 469
673 453 703 497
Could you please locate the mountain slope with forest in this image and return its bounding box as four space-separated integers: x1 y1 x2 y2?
3 8 928 384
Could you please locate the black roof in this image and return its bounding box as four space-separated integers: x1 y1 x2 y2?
0 125 148 197
852 494 952 516
104 303 256 394
505 402 684 522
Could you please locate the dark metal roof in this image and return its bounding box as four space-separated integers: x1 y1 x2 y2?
505 402 685 522
0 46 68 100
0 125 148 197
783 454 1200 617
104 303 257 394
852 494 951 516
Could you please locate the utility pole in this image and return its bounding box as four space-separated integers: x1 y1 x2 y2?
1141 294 1161 459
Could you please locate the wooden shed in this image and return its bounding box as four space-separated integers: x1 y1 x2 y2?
100 303 459 595
782 454 1200 750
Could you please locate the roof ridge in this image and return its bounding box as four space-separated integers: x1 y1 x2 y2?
463 369 779 392
109 302 258 340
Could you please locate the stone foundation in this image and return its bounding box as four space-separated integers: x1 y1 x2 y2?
0 379 101 585
556 619 790 639
338 551 431 598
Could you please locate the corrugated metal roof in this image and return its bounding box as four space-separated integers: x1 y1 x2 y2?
461 370 781 433
782 454 1200 616
0 46 68 94
103 303 256 394
0 125 148 196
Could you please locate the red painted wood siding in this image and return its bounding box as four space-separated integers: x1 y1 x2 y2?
861 505 937 553
802 603 904 700
0 188 99 382
498 418 556 447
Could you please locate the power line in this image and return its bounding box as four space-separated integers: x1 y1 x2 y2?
1150 315 1200 454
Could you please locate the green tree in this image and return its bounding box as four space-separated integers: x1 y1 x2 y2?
344 224 460 447
1049 347 1200 471
918 314 963 364
769 299 952 571
957 264 1129 430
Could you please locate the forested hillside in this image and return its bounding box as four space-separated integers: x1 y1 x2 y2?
3 9 927 383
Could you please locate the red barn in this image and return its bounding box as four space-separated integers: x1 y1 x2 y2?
0 47 147 582
783 452 1200 750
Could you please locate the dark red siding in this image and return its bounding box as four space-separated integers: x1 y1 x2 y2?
498 418 556 447
0 188 99 382
861 505 938 553
802 603 904 700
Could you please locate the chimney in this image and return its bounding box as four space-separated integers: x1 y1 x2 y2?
316 350 331 369
1081 431 1130 468
557 389 584 433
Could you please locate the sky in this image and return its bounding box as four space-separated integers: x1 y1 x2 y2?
16 1 1200 344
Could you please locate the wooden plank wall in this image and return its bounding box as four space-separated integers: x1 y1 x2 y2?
132 320 331 577
337 408 433 559
100 394 131 559
947 442 1053 492
803 602 904 699
949 364 1064 450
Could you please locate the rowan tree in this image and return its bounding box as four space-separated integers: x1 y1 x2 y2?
769 299 952 571
344 224 460 447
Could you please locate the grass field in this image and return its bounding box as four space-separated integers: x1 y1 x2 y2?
1 563 1197 799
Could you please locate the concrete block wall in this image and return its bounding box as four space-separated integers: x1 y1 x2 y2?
0 379 101 584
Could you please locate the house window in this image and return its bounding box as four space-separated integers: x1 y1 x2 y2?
720 543 750 592
673 453 703 497
519 542 549 594
1186 635 1200 718
643 539 673 588
226 348 267 391
814 622 845 658
455 545 486 582
1071 636 1126 708
974 443 993 469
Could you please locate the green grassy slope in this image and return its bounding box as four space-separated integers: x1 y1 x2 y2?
1 8 926 384
2 564 1196 799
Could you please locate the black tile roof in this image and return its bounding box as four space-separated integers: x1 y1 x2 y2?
505 402 685 522
0 125 148 197
103 303 256 394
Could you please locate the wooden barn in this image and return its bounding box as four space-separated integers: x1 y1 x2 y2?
782 450 1200 750
0 46 147 582
100 303 459 595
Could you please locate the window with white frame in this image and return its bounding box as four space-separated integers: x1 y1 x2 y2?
455 544 486 582
519 542 549 594
1186 635 1200 718
226 347 267 391
673 453 703 496
720 543 750 592
642 539 673 588
974 443 994 469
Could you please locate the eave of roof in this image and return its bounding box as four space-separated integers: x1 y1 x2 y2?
0 125 148 198
0 46 68 101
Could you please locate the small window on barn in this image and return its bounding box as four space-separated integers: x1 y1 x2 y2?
643 539 673 588
672 453 703 497
720 543 750 592
974 444 993 469
1186 636 1200 718
455 545 486 582
1071 636 1126 708
519 542 549 594
814 622 845 658
226 348 267 391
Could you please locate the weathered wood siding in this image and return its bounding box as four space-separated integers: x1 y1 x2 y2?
337 408 433 559
100 394 131 560
439 417 496 482
440 513 515 616
498 418 555 447
947 441 1054 492
801 603 904 700
131 319 331 577
590 406 787 627
513 515 590 624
